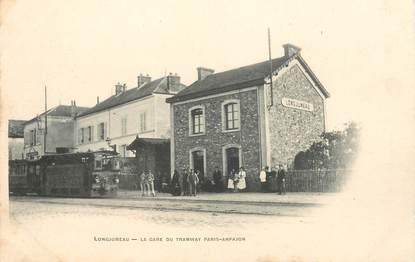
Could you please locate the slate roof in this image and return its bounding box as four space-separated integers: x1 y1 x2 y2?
8 120 26 138
78 77 186 117
26 105 90 124
167 53 329 103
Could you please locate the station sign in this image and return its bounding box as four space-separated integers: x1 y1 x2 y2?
281 98 314 112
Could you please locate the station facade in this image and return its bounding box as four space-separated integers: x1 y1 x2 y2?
167 44 330 191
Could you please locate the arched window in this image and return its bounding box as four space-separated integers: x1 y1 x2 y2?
222 100 240 132
188 106 205 136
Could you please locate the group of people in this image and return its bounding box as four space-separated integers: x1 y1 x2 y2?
171 168 201 196
140 164 287 197
139 169 156 197
259 164 286 194
226 167 247 192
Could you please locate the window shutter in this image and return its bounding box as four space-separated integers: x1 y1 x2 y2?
104 122 108 140
91 126 94 142
143 113 146 131
96 124 100 141
78 129 82 144
24 130 29 146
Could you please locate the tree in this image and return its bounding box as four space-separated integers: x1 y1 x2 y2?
294 122 360 170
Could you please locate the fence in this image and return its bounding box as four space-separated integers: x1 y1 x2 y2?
117 157 168 191
115 158 351 193
285 169 351 192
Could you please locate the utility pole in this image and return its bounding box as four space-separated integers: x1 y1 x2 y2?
268 28 274 108
44 85 48 154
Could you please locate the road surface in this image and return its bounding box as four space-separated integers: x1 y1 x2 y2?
4 194 333 261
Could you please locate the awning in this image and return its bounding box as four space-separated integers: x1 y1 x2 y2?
127 136 170 150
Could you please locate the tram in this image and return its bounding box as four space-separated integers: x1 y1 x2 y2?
9 151 120 197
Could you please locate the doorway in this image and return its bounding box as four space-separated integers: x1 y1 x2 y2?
226 147 240 176
191 150 205 180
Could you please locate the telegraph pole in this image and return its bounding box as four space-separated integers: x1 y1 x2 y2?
44 85 48 154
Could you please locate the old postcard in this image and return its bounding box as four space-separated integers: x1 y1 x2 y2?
1 0 414 261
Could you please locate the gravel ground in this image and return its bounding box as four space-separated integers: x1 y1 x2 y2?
3 193 335 261
4 199 318 262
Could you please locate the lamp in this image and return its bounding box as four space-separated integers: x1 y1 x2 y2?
105 137 116 152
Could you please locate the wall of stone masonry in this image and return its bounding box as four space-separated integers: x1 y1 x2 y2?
172 89 262 191
268 62 326 168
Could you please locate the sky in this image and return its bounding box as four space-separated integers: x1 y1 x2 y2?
1 1 414 260
0 0 413 131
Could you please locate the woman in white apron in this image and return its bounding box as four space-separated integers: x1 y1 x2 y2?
237 167 246 191
227 169 236 192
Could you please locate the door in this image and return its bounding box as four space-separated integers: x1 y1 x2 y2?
192 150 204 180
226 147 240 176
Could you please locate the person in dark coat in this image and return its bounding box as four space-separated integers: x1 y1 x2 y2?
182 168 189 196
170 170 181 196
270 167 277 192
277 164 286 195
212 166 223 192
265 166 272 192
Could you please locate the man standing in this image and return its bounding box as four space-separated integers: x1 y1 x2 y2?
146 169 156 197
178 168 185 196
212 166 223 192
259 167 267 192
182 168 189 196
188 169 199 196
139 171 146 197
170 170 181 196
265 166 272 192
270 167 278 192
277 164 286 195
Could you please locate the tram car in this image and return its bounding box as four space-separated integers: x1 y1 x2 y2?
9 151 121 197
8 159 34 195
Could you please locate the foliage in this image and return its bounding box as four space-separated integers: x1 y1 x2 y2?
294 122 360 170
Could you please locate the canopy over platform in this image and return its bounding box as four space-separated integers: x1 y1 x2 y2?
127 136 170 150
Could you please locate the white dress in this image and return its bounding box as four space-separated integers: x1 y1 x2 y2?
237 171 246 190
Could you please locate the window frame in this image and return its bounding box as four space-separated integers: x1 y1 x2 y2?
221 99 241 132
188 105 206 136
80 128 85 144
139 111 147 133
98 122 105 141
121 117 127 136
87 126 92 142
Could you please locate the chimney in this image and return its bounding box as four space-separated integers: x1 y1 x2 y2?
283 43 301 57
197 67 214 81
96 96 100 105
70 100 77 118
115 82 126 95
137 73 152 88
167 73 181 93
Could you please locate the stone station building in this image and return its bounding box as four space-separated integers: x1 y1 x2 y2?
167 44 330 191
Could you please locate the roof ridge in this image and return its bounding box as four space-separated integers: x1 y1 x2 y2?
205 56 285 79
77 76 171 118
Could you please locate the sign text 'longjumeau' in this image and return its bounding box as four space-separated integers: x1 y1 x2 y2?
281 97 314 112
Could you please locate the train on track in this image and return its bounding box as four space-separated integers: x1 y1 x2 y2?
9 151 121 197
